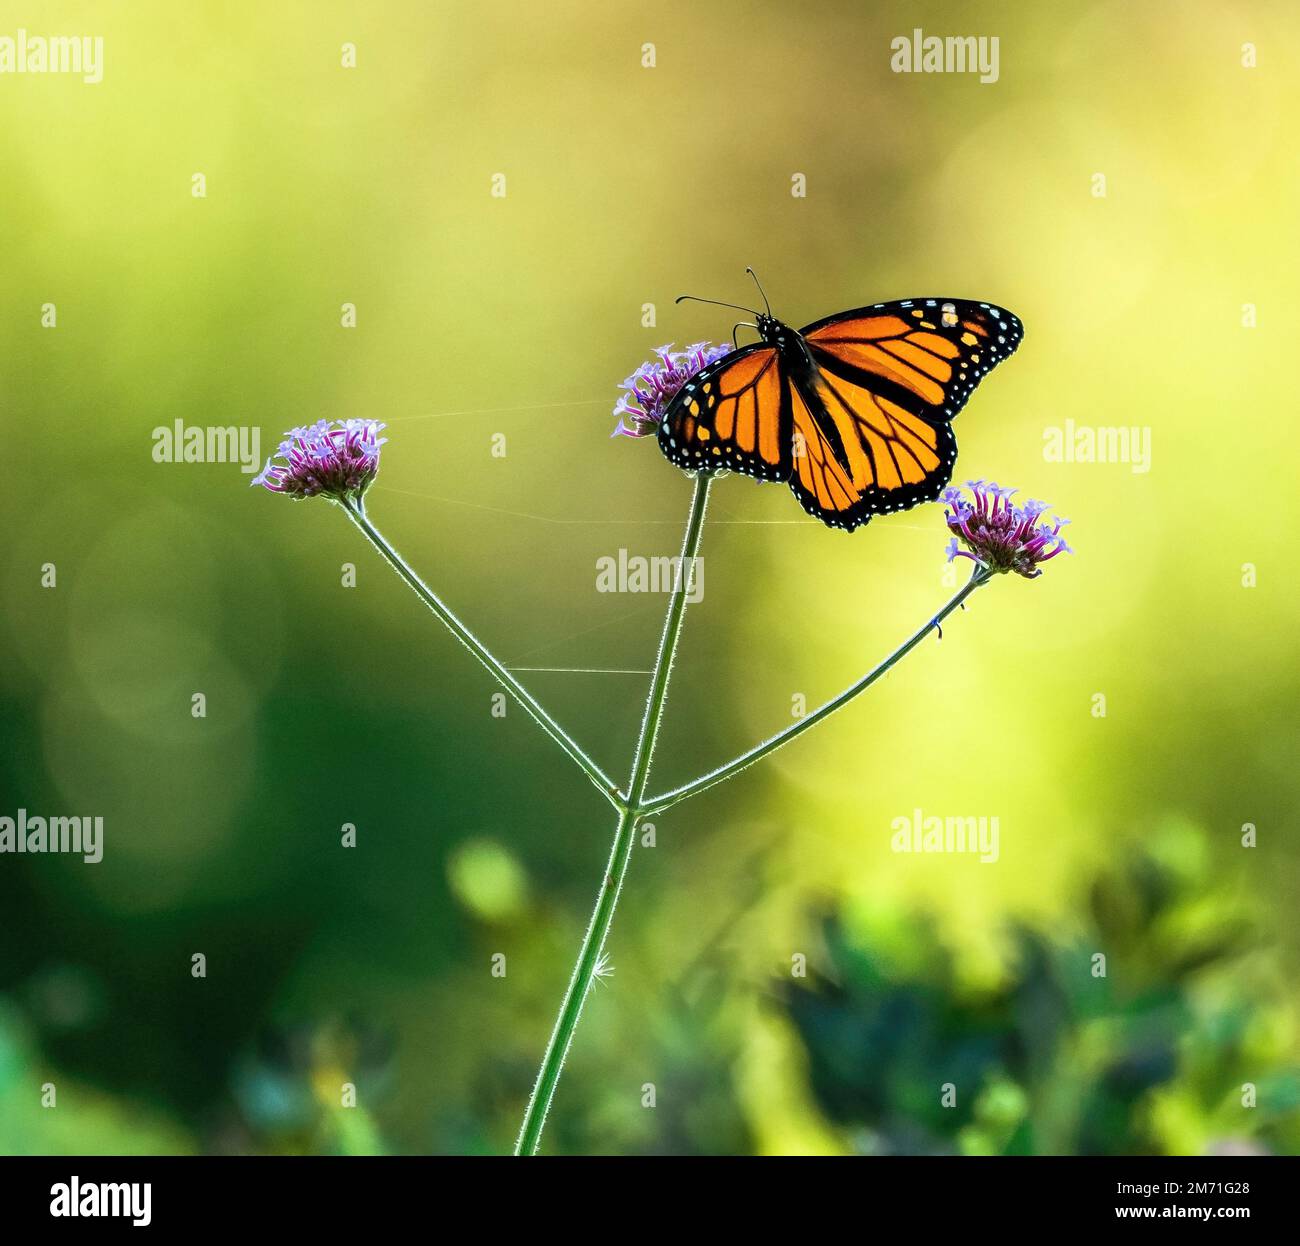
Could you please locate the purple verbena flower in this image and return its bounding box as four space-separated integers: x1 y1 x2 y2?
942 481 1072 579
252 419 386 502
612 342 732 438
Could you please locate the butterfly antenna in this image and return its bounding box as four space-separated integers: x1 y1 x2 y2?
745 267 772 315
675 293 760 315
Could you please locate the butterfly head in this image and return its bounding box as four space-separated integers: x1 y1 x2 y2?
755 313 792 348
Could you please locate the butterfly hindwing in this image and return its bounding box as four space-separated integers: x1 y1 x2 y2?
656 344 790 481
786 365 958 531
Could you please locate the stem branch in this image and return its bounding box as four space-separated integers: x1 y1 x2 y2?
641 563 994 816
340 479 993 1157
341 498 622 808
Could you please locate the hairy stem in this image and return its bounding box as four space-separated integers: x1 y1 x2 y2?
640 562 994 816
514 473 712 1155
341 497 622 808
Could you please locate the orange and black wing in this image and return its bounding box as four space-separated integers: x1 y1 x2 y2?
789 299 1023 530
656 345 791 482
782 366 955 530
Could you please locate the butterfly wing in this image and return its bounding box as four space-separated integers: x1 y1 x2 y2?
787 299 1023 530
802 298 1023 422
656 344 790 481
785 366 957 530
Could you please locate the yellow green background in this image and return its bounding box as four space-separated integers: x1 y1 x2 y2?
1 0 1296 1154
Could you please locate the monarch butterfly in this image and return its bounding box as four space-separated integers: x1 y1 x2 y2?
657 271 1023 531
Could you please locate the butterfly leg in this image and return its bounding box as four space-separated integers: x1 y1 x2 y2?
732 322 758 349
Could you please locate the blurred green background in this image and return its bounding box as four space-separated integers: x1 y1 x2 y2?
1 0 1297 1155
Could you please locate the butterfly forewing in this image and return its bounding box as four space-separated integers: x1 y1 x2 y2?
656 345 790 481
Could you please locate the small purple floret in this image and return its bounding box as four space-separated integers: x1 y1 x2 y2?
943 481 1072 579
612 342 732 438
252 419 386 502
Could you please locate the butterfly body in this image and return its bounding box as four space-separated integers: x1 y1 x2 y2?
658 296 1023 531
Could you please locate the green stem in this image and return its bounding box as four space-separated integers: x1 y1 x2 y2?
622 473 712 812
640 562 994 817
514 473 712 1155
339 473 997 1156
340 497 622 809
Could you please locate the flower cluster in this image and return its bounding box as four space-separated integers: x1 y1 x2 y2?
612 342 731 438
252 419 386 502
942 481 1071 578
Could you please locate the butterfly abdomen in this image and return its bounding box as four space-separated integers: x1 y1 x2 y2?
772 333 856 476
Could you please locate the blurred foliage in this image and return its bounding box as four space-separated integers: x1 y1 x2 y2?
0 999 192 1155
785 823 1300 1156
